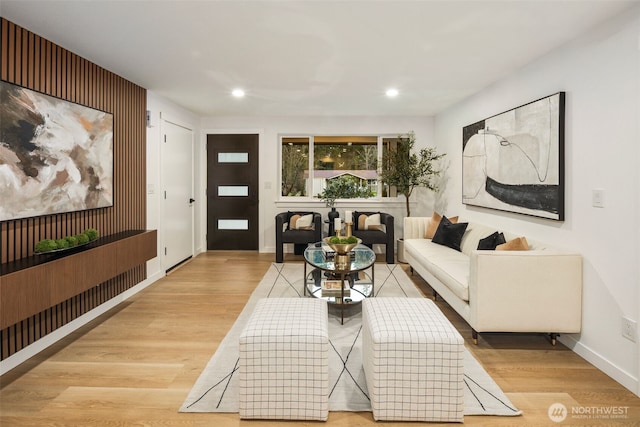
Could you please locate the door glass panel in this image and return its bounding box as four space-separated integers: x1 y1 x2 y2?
218 152 248 163
218 185 249 197
218 219 249 230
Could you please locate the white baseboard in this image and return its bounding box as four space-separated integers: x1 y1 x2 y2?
559 334 639 396
0 270 165 376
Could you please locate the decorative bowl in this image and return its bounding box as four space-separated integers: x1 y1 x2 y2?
323 236 362 255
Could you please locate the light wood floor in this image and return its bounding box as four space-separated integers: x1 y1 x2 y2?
1 252 639 426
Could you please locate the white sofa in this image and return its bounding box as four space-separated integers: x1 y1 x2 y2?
403 216 582 344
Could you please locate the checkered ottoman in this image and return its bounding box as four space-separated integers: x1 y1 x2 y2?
362 298 464 422
239 298 329 420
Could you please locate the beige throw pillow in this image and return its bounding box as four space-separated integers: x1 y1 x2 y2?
496 236 529 251
289 214 300 230
425 212 459 239
357 213 384 231
289 214 313 230
364 213 383 231
296 214 313 229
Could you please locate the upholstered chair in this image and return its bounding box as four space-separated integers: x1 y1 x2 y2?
275 211 322 263
352 211 395 264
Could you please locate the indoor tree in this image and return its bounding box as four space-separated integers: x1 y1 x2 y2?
379 131 445 217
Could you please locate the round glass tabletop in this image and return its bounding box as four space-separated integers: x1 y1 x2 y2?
303 242 376 273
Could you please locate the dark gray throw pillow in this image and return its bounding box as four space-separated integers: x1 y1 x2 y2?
477 231 506 250
431 215 468 252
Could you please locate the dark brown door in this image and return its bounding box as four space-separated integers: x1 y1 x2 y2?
207 134 259 250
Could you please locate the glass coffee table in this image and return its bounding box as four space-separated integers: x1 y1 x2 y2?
303 242 376 324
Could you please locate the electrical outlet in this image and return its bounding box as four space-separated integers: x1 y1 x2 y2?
622 317 637 342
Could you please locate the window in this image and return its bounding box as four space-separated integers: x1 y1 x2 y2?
280 135 398 200
281 137 309 196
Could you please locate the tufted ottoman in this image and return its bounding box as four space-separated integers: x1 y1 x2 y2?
239 298 329 420
362 298 464 422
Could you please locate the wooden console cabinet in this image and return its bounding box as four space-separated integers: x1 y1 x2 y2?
0 230 157 330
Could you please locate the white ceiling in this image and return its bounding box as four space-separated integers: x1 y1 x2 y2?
1 0 637 116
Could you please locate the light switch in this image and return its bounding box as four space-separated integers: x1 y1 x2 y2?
592 189 604 208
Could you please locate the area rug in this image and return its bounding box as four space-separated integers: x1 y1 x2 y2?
180 263 522 417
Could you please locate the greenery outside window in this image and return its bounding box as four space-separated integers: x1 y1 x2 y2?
281 137 309 196
280 135 399 201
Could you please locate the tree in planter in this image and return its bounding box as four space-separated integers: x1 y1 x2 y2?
379 131 445 217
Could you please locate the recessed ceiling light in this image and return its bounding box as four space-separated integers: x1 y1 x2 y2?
386 88 399 97
232 88 245 98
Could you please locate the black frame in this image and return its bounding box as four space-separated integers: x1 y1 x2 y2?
462 92 565 221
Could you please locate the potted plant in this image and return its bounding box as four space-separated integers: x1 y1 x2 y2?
317 174 373 234
379 131 445 261
317 174 373 208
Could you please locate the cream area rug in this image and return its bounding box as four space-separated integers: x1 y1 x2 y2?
180 263 522 417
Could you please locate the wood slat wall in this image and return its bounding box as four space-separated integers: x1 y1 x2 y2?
0 18 148 360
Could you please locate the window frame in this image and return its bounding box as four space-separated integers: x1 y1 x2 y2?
278 133 402 206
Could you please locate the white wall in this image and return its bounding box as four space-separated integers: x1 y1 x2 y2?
434 8 640 394
199 116 435 255
146 91 201 278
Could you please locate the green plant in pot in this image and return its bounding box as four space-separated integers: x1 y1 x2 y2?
379 131 445 263
379 131 445 218
34 228 100 253
316 174 373 207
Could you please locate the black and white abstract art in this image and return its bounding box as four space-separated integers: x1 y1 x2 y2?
462 92 565 221
0 80 113 221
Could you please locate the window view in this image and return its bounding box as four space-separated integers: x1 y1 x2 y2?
281 135 398 199
313 136 378 198
281 137 309 196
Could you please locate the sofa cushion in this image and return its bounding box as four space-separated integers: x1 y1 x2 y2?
355 211 386 232
497 236 530 251
289 214 314 230
477 232 506 250
432 216 468 252
460 222 500 256
358 213 384 231
404 239 470 301
425 212 458 239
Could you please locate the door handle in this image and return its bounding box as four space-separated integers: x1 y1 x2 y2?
189 198 196 204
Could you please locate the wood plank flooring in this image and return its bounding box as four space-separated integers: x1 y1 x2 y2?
1 252 639 426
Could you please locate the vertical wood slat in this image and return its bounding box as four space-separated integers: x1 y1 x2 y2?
0 18 147 360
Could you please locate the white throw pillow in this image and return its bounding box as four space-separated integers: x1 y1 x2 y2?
364 213 383 231
295 214 314 229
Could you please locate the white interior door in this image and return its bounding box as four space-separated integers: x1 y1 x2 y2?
162 119 194 271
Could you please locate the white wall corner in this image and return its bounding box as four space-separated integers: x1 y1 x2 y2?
560 334 639 396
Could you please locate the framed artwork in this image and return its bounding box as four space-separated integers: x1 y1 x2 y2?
0 80 113 221
462 92 565 221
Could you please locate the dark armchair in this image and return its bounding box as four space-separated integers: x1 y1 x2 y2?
275 211 322 263
352 211 395 264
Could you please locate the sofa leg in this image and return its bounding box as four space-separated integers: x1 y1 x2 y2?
409 266 414 275
472 329 478 345
550 333 558 346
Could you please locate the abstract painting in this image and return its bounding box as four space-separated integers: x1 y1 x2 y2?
462 92 565 221
0 80 113 221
